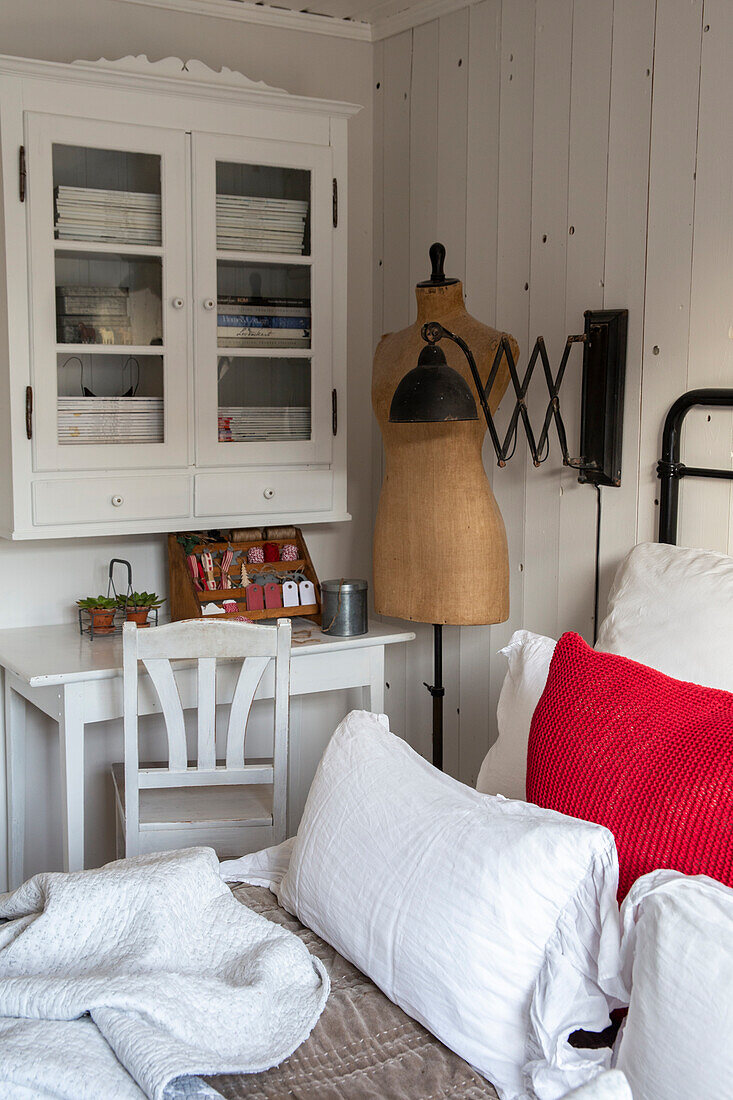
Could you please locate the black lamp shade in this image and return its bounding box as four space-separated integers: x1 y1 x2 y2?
389 343 478 423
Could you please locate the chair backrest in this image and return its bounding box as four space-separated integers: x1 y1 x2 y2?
122 617 291 842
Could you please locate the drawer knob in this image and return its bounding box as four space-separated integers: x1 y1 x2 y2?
263 487 275 500
203 298 216 311
111 495 124 507
171 297 185 309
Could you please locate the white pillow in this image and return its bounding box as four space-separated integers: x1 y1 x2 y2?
613 869 733 1099
562 1070 632 1099
476 630 555 800
276 710 625 1100
596 541 733 690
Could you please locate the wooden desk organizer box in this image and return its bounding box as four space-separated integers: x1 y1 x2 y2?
168 529 321 625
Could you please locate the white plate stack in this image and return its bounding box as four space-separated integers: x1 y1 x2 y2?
218 405 311 442
58 396 164 445
55 186 162 246
216 195 308 254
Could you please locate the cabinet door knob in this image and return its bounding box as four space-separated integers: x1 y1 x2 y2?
263 487 275 500
171 297 185 309
111 495 124 507
203 298 216 311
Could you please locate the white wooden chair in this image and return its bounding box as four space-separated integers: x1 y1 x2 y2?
112 617 291 860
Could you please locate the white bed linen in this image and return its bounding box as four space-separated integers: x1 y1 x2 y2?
224 711 626 1100
613 869 733 1099
0 847 329 1100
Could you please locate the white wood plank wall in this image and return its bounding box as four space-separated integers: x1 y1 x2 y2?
374 0 733 782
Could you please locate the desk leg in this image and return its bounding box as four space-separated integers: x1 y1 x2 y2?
5 678 26 889
58 683 85 873
364 646 386 713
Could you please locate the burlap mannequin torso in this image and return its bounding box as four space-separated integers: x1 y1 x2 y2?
372 281 518 625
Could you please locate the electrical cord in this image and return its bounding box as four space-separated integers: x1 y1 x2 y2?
593 484 602 645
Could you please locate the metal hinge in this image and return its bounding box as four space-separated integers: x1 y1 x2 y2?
19 146 26 202
332 388 338 436
25 386 33 439
332 178 338 228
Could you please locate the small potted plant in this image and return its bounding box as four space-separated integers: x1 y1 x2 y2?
77 595 118 635
118 591 165 627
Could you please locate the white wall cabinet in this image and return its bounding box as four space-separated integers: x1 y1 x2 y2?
0 54 359 539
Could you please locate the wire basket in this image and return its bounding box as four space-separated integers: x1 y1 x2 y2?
78 558 159 638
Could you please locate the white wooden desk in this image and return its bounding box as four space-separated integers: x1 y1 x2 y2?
0 621 414 890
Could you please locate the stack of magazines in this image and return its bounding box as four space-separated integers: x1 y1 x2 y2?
216 195 308 254
58 396 164 445
218 406 311 443
217 295 310 349
54 186 161 246
56 285 133 346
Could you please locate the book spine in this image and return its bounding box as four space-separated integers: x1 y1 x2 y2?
217 296 310 308
217 337 309 348
217 315 309 329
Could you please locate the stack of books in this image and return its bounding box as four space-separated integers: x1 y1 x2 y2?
218 406 311 443
217 295 310 349
54 186 161 246
216 195 308 254
56 286 133 346
58 396 164 445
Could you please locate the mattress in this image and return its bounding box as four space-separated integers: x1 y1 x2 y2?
207 883 499 1099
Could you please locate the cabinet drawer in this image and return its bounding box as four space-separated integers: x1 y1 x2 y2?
195 470 332 517
33 475 191 526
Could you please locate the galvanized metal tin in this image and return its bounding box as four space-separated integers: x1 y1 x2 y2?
320 578 368 636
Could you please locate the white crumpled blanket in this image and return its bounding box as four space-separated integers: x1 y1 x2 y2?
0 847 329 1100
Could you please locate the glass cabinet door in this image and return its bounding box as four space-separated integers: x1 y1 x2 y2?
25 113 189 470
192 133 333 467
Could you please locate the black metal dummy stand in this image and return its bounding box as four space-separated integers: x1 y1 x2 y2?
424 624 444 770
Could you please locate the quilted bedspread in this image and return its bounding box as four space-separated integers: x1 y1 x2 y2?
0 848 329 1100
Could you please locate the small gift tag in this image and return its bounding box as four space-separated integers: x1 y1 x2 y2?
245 583 264 612
282 580 300 607
298 580 316 605
264 582 283 609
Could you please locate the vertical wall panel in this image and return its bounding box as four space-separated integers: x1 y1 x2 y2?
557 0 614 640
598 0 655 615
436 9 469 284
680 2 733 552
436 7 470 779
459 0 503 785
379 29 413 739
404 19 439 761
637 0 704 545
489 0 535 765
522 0 572 642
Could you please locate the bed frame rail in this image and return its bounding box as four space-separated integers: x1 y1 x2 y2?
657 388 733 544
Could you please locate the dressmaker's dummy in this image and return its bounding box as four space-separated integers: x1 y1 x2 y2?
372 245 518 625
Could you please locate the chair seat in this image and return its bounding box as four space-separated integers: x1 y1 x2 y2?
111 763 273 830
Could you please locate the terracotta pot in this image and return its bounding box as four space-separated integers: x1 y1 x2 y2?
89 608 115 634
126 608 151 627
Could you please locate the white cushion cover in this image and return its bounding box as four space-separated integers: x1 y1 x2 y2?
273 710 624 1100
595 541 733 690
613 869 733 1100
476 630 555 800
562 1070 632 1099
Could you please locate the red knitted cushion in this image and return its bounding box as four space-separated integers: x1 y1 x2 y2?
526 631 733 900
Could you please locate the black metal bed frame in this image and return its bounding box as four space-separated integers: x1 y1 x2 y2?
657 389 733 544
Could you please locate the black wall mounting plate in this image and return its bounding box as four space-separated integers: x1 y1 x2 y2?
578 308 628 487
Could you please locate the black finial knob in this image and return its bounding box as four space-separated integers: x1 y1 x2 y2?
430 242 446 281
417 241 459 287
